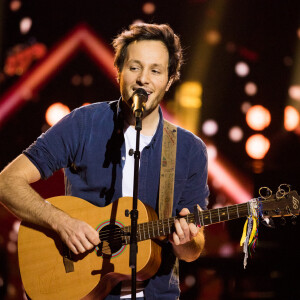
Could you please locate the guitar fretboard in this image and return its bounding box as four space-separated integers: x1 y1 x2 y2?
122 202 250 244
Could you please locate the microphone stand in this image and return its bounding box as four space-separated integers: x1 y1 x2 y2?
129 111 143 300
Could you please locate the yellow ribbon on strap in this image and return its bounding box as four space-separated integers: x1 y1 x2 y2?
240 216 257 246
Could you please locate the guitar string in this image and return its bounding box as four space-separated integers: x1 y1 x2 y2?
99 196 284 240
97 204 251 239
97 206 251 239
97 207 251 241
97 198 284 251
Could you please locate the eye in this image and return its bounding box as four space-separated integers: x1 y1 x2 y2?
130 66 139 71
152 69 161 74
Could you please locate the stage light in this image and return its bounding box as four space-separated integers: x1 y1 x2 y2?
71 74 81 86
207 144 218 161
284 105 299 131
235 61 249 77
246 105 271 131
245 134 270 159
241 101 251 114
184 275 196 287
244 82 257 96
20 17 32 34
10 0 21 11
82 74 93 86
228 126 243 142
45 103 70 126
288 85 300 101
297 28 300 39
142 2 156 14
219 243 234 257
205 30 221 45
202 119 218 136
177 81 202 108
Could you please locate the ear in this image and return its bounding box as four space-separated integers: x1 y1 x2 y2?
165 77 174 91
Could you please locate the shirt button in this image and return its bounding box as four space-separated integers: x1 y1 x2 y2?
122 156 125 160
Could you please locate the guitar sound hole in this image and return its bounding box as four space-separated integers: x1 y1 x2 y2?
99 224 124 256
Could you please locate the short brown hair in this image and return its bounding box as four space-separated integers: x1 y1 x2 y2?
112 23 183 82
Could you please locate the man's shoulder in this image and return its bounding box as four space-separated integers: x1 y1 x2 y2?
74 100 119 114
176 125 206 149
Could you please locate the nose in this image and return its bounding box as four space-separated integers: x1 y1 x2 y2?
136 69 150 85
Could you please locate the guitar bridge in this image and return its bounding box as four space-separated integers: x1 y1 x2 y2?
62 243 74 273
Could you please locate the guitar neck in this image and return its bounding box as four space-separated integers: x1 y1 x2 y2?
122 202 250 244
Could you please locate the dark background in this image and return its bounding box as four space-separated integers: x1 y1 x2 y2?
0 0 299 299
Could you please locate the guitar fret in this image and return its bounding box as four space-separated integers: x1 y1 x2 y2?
124 227 129 244
137 224 141 242
152 221 155 238
120 200 259 245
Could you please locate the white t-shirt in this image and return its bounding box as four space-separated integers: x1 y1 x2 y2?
122 124 153 197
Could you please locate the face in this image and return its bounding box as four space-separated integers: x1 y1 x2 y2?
119 40 172 118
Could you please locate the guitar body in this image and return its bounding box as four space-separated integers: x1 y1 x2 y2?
18 196 161 300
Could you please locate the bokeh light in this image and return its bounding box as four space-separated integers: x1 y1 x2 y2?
246 105 271 131
284 105 300 131
207 144 218 161
241 101 252 114
244 82 257 96
45 103 70 126
288 85 300 101
206 30 221 45
142 2 156 14
245 134 270 159
10 0 22 11
202 119 218 136
20 17 32 34
235 61 250 77
228 126 243 142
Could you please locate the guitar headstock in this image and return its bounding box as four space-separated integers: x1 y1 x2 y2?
260 184 300 218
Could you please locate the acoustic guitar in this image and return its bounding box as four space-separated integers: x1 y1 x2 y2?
18 188 299 299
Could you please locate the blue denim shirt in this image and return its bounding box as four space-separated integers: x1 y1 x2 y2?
24 99 209 299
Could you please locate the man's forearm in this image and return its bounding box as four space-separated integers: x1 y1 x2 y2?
0 173 66 230
172 229 205 262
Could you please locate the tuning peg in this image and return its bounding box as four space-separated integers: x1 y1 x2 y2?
280 217 286 226
261 217 275 228
291 215 297 226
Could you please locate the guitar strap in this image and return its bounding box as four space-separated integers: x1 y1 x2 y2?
159 119 179 284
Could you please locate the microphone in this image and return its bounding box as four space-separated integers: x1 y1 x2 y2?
131 88 148 118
